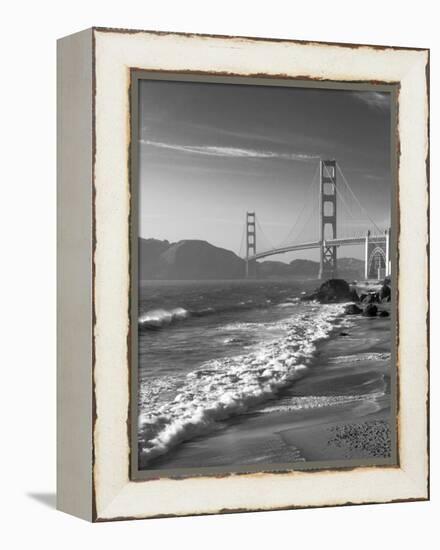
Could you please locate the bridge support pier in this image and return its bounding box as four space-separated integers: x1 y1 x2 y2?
385 228 390 277
364 230 370 280
319 160 338 279
245 258 257 278
245 212 257 279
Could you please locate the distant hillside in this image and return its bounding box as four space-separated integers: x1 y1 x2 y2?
257 260 294 279
139 238 244 280
289 259 319 278
337 257 365 281
260 257 364 280
139 238 365 280
139 238 171 279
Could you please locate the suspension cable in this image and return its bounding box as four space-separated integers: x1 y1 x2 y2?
255 215 276 251
277 162 320 247
336 164 383 233
291 193 320 244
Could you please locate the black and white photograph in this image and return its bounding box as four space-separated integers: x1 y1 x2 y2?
1 0 434 536
135 77 396 473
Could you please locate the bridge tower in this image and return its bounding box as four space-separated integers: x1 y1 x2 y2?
245 211 257 278
319 160 338 279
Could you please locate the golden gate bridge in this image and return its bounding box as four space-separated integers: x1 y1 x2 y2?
239 160 391 280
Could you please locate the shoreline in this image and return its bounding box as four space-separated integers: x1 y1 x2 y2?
140 302 394 471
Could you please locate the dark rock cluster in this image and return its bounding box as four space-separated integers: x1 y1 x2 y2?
302 277 391 318
363 304 378 317
301 279 354 304
344 304 363 315
358 276 392 306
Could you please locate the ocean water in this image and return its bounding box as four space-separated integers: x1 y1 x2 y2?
137 280 353 466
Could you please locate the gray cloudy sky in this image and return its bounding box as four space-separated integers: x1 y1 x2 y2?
138 79 392 261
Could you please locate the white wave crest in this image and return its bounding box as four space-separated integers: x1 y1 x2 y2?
276 298 300 308
139 307 189 328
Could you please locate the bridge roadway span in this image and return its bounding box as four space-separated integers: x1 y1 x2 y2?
249 235 386 261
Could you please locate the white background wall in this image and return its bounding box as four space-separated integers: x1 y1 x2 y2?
0 1 437 548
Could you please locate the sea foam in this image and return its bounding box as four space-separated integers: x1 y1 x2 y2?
258 391 386 413
138 307 189 329
138 303 345 464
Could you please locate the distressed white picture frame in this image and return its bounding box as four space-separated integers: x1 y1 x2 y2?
57 27 429 522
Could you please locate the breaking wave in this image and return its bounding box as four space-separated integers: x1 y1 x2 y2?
276 298 300 308
138 297 301 330
138 303 345 465
138 307 189 329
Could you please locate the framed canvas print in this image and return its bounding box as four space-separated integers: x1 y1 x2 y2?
57 27 429 521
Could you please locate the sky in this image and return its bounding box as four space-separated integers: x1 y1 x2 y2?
138 79 392 262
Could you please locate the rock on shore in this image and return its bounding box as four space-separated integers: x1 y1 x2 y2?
302 277 392 317
301 278 354 304
344 303 363 315
363 304 378 317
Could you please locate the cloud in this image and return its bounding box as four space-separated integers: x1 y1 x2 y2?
142 120 330 151
141 118 338 157
140 139 319 162
352 91 390 111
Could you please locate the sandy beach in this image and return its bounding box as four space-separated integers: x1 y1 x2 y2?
142 297 394 471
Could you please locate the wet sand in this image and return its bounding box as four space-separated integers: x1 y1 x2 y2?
145 303 394 471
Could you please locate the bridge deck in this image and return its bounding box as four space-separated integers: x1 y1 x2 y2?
248 235 386 261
